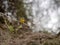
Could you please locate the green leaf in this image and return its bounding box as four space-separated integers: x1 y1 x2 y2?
8 25 14 32
16 25 22 31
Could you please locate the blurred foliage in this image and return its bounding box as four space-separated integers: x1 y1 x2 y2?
15 0 27 20
0 0 28 32
8 0 28 21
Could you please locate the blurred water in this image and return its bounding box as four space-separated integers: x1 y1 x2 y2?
24 0 60 34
